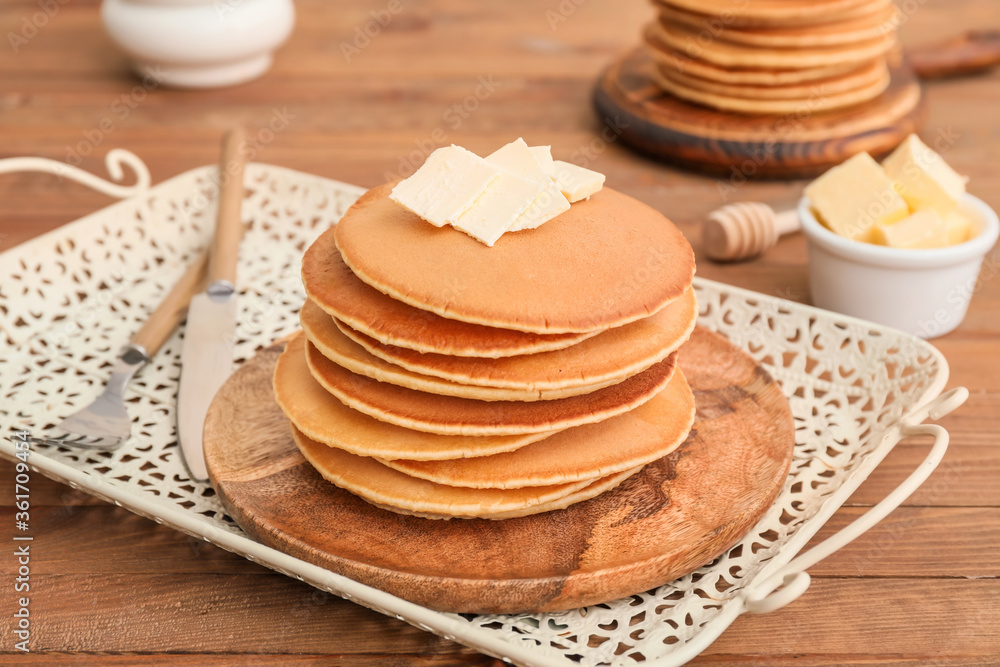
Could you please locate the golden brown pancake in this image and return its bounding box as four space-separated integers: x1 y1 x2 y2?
331 184 695 334
651 62 889 114
292 425 640 519
303 240 597 358
653 0 882 28
656 59 888 101
305 338 678 436
645 20 895 70
380 368 695 488
274 334 562 459
331 286 697 391
300 299 617 401
647 45 859 85
374 468 643 520
655 0 895 44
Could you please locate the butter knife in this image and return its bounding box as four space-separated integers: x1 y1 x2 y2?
177 127 248 481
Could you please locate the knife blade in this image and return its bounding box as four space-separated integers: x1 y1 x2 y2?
177 127 249 481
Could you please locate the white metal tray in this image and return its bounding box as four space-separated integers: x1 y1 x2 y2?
0 153 967 666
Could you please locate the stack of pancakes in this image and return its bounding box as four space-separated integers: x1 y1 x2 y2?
274 182 698 520
643 0 899 114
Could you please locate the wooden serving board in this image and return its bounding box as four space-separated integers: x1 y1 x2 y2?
204 327 794 614
593 48 924 179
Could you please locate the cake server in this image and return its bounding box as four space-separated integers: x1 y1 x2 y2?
177 127 248 481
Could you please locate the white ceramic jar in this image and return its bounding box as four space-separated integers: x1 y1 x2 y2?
798 195 999 338
102 0 295 88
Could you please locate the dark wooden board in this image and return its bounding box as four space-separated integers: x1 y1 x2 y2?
203 327 794 614
593 48 925 179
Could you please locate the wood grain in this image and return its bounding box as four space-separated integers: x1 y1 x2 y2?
0 0 998 663
204 328 794 613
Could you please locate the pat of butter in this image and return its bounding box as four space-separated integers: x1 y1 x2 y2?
452 168 544 247
943 209 974 245
487 138 570 231
883 134 967 216
528 145 555 173
805 152 909 241
390 145 500 227
548 161 606 203
875 209 948 249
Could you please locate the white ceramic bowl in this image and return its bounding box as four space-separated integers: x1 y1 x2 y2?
798 194 999 338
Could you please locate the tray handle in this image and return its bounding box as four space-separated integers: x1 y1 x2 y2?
0 148 151 199
742 386 969 615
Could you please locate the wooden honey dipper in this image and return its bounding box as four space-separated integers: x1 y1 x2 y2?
702 202 801 262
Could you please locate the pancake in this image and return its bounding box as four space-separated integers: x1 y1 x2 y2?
652 62 890 114
646 20 895 70
380 368 695 489
300 299 617 402
303 241 598 358
331 286 697 391
654 0 882 28
655 1 896 45
331 183 695 334
647 45 859 85
304 339 679 436
656 59 888 101
274 334 562 460
369 467 643 521
291 425 612 519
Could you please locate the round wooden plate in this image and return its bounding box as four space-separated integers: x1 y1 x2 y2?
593 48 924 179
204 327 794 613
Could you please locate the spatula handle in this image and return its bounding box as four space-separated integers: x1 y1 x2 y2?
208 127 249 286
129 248 210 359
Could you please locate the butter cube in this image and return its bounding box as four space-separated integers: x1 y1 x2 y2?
882 134 967 216
548 160 605 203
528 145 555 173
875 210 948 249
805 152 909 241
390 145 500 227
451 168 544 247
943 209 974 245
487 138 570 231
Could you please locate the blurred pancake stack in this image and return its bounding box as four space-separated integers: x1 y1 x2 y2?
643 0 900 114
273 176 699 520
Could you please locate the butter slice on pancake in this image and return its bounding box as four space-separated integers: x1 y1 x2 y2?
274 334 561 460
302 233 597 358
292 425 640 520
304 338 678 436
300 298 617 402
381 368 695 489
331 286 697 391
333 184 695 334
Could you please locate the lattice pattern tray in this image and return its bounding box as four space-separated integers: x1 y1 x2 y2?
0 160 964 666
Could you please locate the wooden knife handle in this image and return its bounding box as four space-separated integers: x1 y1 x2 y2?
208 126 249 285
130 248 209 358
910 30 1000 80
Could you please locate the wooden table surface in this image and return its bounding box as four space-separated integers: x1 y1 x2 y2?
1 0 998 664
